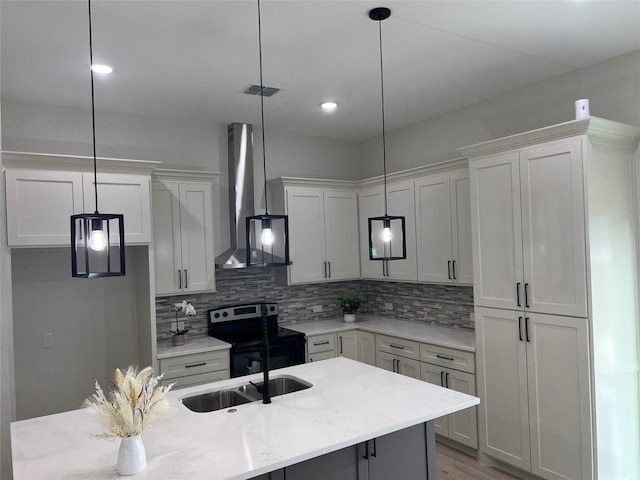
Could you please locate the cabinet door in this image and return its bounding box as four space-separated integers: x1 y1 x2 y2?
178 182 215 293
5 169 84 246
396 357 421 380
324 190 360 281
375 351 396 373
358 187 385 280
357 330 376 366
386 180 418 281
420 362 449 436
83 172 152 244
526 313 592 480
285 444 359 480
415 174 453 283
368 424 428 480
287 187 327 283
152 181 182 294
475 307 531 471
337 330 358 361
450 170 473 284
520 140 587 317
308 350 336 363
446 369 478 449
470 152 524 309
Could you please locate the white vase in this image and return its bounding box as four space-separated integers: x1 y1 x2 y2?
343 313 356 323
116 434 146 476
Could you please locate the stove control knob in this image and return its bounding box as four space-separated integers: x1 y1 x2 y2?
213 312 220 319
269 306 276 312
222 312 229 317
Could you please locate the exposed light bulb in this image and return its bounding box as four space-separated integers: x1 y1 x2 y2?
381 227 393 243
89 229 107 251
90 64 113 74
261 228 275 246
321 102 338 112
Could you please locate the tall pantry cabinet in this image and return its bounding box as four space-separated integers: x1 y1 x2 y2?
459 118 640 480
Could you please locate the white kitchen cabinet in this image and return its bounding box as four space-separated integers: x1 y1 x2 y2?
358 181 417 281
270 180 359 285
461 118 640 480
376 350 421 380
158 349 230 389
83 172 152 245
337 330 358 361
414 170 472 284
421 360 477 449
5 165 152 247
469 140 587 316
356 330 376 366
5 169 84 247
475 307 591 479
152 171 216 295
306 332 336 362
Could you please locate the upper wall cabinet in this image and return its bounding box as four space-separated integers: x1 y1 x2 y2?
269 178 360 285
467 139 587 317
152 170 217 295
415 170 472 284
3 152 157 248
359 180 418 281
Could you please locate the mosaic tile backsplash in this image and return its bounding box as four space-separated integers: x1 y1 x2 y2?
156 268 474 341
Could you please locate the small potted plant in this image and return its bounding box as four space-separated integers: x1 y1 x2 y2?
337 290 363 323
171 300 196 346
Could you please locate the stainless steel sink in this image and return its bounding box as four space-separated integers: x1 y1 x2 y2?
241 376 312 400
181 389 254 413
180 375 312 412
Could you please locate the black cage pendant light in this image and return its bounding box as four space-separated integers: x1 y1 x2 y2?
71 0 125 278
246 0 290 268
367 7 406 264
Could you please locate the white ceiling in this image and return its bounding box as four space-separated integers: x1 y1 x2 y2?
2 0 640 142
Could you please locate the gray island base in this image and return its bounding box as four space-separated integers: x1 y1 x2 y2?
11 358 478 479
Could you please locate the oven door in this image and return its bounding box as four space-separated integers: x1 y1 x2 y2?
231 336 305 378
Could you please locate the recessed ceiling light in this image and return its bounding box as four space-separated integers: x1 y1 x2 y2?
90 64 113 74
321 102 338 112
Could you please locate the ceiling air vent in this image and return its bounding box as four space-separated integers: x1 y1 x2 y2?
242 84 281 97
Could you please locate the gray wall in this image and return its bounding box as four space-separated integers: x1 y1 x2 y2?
361 50 640 177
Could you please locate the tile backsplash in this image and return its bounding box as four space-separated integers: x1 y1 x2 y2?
155 268 474 341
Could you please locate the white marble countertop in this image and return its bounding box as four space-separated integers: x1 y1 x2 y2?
157 336 231 360
11 357 479 480
288 315 475 352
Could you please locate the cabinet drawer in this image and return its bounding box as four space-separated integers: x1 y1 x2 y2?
307 333 336 354
159 350 230 380
419 343 475 374
376 334 420 361
308 350 336 363
161 369 229 390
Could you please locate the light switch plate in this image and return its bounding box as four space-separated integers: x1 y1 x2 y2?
384 302 393 311
312 305 322 313
42 332 53 348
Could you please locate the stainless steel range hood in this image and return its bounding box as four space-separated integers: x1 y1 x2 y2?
215 123 288 269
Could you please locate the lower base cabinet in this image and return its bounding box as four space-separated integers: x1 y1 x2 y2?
158 350 230 389
252 423 434 480
376 351 421 379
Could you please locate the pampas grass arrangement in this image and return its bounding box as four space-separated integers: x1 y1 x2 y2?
84 366 174 439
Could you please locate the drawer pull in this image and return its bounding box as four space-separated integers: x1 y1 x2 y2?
389 344 405 350
185 362 206 368
436 354 454 361
313 341 330 346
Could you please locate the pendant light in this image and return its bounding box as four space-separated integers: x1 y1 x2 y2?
71 0 125 278
367 7 406 265
246 0 290 268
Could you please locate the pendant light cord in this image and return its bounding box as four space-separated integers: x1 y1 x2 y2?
377 19 388 217
257 0 269 215
88 0 99 214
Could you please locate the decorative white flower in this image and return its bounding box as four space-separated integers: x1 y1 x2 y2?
184 303 196 316
84 366 174 439
172 301 196 335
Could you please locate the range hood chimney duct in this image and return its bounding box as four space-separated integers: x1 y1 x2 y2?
215 122 287 269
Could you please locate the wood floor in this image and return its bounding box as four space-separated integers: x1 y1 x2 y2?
436 442 521 480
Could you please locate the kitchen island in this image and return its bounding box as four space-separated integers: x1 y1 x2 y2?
11 357 479 479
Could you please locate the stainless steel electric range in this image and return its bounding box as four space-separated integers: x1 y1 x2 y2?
208 303 306 378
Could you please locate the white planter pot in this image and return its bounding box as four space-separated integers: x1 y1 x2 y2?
343 313 356 323
117 434 146 476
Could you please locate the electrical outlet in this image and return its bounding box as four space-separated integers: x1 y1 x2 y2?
42 332 53 348
384 302 393 311
312 305 323 313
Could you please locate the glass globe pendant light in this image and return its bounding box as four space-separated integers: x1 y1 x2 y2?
245 0 290 268
71 0 125 278
367 7 407 267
